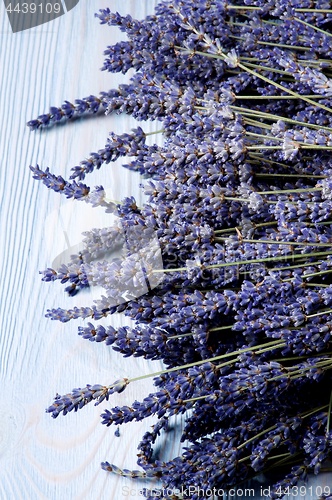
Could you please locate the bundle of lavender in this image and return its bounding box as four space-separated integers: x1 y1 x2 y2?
28 1 332 498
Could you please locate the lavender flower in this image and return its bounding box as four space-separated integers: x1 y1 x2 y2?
27 91 114 130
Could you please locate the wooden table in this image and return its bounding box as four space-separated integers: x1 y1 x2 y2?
0 1 331 498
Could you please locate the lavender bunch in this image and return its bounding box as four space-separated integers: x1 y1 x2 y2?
28 0 332 498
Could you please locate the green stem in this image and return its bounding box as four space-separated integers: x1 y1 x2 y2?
267 452 291 461
168 324 233 339
240 56 269 62
256 187 321 194
265 453 303 473
215 341 286 370
302 58 332 66
214 220 278 235
226 4 259 9
238 94 324 99
225 195 292 205
327 391 332 435
255 173 326 179
249 142 332 151
153 251 332 273
167 332 196 340
237 424 277 451
270 360 332 382
314 220 332 226
129 340 284 384
257 41 310 51
176 45 305 103
302 405 329 420
270 261 323 272
223 196 257 202
302 268 332 279
228 34 310 52
238 60 332 114
291 364 332 380
274 351 332 363
246 145 283 150
249 153 292 169
297 144 332 150
305 283 331 287
209 325 233 332
306 308 332 319
245 131 284 142
244 117 272 129
295 8 332 13
244 61 293 76
214 227 241 234
226 5 332 12
239 404 327 453
145 128 165 136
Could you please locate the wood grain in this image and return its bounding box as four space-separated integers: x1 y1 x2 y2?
0 1 331 499
0 2 169 499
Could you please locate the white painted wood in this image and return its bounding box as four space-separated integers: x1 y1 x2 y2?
0 1 330 499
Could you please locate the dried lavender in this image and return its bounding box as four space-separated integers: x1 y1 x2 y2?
28 0 332 498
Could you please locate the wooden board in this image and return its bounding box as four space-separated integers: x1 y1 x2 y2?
0 1 331 498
